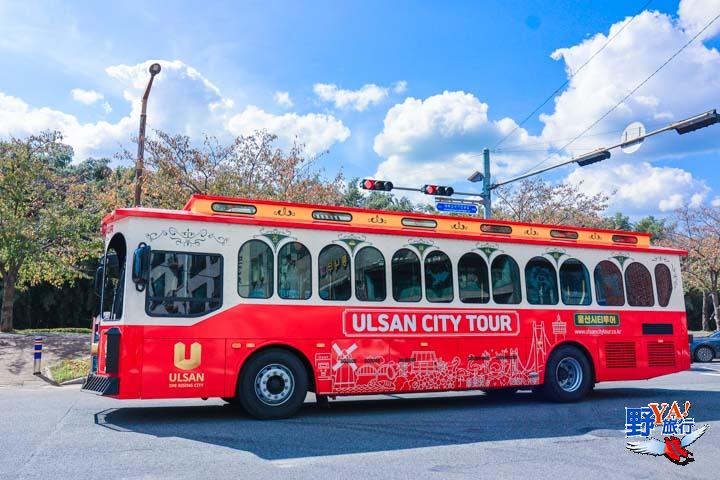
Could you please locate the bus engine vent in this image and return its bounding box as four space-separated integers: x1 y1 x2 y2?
648 342 676 367
605 342 636 368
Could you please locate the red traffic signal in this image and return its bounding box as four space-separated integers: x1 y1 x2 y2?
422 184 454 196
360 179 393 191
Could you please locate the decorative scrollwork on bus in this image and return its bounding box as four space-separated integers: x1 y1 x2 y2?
273 206 296 217
451 221 467 231
368 214 387 224
255 228 295 251
474 242 503 260
146 227 228 247
406 238 435 258
544 248 568 266
335 234 368 255
610 252 633 269
524 227 538 236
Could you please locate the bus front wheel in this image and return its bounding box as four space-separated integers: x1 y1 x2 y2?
238 348 308 419
540 345 593 402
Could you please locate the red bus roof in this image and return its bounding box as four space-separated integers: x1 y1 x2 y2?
101 194 685 255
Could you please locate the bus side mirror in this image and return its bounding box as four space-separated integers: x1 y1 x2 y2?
93 265 104 297
132 243 151 292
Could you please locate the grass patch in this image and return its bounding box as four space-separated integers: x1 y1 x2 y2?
13 328 92 335
49 357 91 384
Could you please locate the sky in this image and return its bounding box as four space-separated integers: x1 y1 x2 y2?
1 0 719 217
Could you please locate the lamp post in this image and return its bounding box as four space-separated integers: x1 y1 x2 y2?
134 62 162 207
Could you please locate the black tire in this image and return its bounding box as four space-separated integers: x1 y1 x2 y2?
694 346 715 363
482 387 518 398
541 345 593 402
238 348 308 419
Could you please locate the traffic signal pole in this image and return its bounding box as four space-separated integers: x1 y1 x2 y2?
482 148 492 219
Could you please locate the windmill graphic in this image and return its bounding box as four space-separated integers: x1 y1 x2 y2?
332 343 358 388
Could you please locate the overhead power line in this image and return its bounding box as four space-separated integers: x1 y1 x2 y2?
492 0 654 150
509 9 720 179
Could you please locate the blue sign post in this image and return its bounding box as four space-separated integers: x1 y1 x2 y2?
435 200 479 215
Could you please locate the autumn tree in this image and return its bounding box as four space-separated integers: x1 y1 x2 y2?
492 178 610 227
0 132 99 332
670 205 720 331
119 130 346 210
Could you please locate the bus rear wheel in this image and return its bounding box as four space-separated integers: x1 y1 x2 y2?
238 348 308 419
541 345 593 402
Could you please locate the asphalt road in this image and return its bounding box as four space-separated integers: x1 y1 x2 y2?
1 363 719 480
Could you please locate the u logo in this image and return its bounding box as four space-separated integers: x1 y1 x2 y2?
174 342 202 370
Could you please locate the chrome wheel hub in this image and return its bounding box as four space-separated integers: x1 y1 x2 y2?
556 357 583 392
255 364 295 405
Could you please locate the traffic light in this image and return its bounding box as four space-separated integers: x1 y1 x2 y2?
575 149 611 167
674 110 720 135
422 184 454 196
360 178 394 191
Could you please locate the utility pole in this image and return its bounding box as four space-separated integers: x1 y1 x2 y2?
482 148 491 219
134 63 162 208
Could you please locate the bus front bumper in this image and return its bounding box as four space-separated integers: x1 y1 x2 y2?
81 374 119 396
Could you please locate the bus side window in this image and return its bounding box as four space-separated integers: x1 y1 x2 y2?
355 247 386 301
425 250 453 303
491 254 522 304
525 256 559 305
655 263 673 307
147 251 223 317
559 259 592 306
238 240 273 299
319 245 351 301
392 248 421 302
625 262 654 307
594 260 625 306
278 242 312 300
458 252 489 304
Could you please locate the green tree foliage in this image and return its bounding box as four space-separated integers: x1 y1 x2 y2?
0 132 100 331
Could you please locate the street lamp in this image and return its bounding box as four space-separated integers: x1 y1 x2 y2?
133 62 162 207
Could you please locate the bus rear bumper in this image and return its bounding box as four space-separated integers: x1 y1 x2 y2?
81 374 119 396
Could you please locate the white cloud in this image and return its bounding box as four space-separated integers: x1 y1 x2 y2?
0 59 350 161
71 88 104 105
227 106 350 156
678 0 720 40
540 5 720 160
565 160 709 215
314 83 392 111
373 91 544 189
274 91 293 108
370 1 720 214
712 196 720 207
0 91 134 160
393 81 408 93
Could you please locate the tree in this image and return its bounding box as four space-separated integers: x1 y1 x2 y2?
604 212 631 231
118 130 346 210
669 205 720 332
492 179 610 227
633 215 670 242
0 132 99 332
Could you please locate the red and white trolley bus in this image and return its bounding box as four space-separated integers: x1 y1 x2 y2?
83 194 690 418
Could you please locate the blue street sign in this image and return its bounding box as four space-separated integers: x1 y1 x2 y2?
435 201 479 214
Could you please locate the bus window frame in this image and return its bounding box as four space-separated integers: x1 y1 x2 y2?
145 249 224 318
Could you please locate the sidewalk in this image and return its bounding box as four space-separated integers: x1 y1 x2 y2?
0 333 90 387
